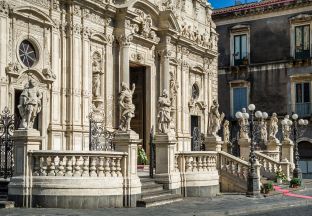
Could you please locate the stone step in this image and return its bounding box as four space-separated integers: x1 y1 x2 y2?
140 177 156 184
137 194 183 208
141 180 160 187
0 201 14 208
141 184 163 194
141 190 173 200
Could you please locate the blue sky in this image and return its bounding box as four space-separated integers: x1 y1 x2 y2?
209 0 259 9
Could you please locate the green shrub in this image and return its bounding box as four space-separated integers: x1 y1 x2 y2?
290 178 301 187
275 170 287 181
138 147 148 165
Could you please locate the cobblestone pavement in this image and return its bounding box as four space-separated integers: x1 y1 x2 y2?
1 191 312 216
240 205 312 216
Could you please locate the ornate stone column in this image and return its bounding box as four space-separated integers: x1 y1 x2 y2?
105 33 114 130
118 35 133 85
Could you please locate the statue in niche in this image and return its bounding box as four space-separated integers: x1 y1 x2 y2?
269 113 279 140
92 74 101 97
282 115 291 141
92 53 102 73
223 120 230 144
158 89 172 134
207 99 224 138
169 71 178 108
18 79 43 129
238 108 249 139
118 82 136 131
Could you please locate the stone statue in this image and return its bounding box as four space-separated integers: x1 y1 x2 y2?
18 79 42 129
169 71 178 108
269 113 278 140
157 89 172 134
282 115 291 141
223 120 230 144
118 82 135 131
207 99 224 137
92 74 101 97
260 119 268 143
238 108 249 139
142 15 152 38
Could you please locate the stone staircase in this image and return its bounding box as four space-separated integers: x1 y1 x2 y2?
137 176 183 207
0 179 14 208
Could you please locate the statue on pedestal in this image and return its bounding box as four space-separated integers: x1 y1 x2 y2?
118 82 135 131
207 99 224 138
269 113 278 140
18 79 42 129
223 120 230 144
238 108 249 139
260 119 268 143
282 115 291 141
157 89 172 134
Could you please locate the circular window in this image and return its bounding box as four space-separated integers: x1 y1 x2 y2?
19 40 37 68
192 84 199 100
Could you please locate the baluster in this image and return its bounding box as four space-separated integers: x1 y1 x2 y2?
98 157 105 177
81 156 90 177
40 156 47 176
104 157 111 177
116 157 122 177
185 156 192 172
192 157 198 172
57 156 65 176
111 157 117 177
65 156 73 176
90 157 97 177
208 156 213 171
73 156 82 177
33 155 40 176
202 156 208 171
48 156 56 176
197 156 203 172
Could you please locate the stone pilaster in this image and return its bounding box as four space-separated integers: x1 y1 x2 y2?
281 139 295 169
154 133 181 193
118 34 132 85
239 137 251 161
9 130 42 207
113 130 142 207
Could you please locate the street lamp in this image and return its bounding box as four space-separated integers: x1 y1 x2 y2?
289 114 309 180
236 104 260 197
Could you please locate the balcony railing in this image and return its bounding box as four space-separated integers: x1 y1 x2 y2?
295 49 311 60
233 52 249 66
289 103 311 117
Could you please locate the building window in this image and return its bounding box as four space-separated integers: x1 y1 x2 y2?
233 34 248 66
19 40 37 68
232 87 248 115
192 84 200 100
295 25 310 59
295 82 311 117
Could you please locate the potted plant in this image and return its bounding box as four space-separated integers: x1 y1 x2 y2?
262 181 274 194
137 147 148 170
275 170 287 184
290 178 301 188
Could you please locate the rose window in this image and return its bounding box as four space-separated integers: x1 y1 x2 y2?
19 40 37 68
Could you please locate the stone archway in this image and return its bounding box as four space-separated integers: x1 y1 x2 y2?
298 140 312 178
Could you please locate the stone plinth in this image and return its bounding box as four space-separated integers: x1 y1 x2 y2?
9 129 42 207
281 139 295 169
154 133 181 193
239 138 251 161
264 138 281 161
204 135 223 152
112 130 142 207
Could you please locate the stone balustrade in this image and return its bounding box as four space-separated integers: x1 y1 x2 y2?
218 151 249 182
255 151 291 180
29 150 128 178
176 151 218 173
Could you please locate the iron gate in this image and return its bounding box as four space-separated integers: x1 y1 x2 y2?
192 127 204 151
88 108 115 151
0 107 15 179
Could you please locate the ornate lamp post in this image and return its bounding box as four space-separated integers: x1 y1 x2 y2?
282 114 309 180
236 104 260 197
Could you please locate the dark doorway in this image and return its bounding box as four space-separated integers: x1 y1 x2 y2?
130 66 146 150
298 141 312 179
191 116 200 151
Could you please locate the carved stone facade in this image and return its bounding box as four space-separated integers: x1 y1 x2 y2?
0 0 218 152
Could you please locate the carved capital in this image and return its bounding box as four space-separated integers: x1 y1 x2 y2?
82 27 93 39
117 34 133 46
157 49 172 60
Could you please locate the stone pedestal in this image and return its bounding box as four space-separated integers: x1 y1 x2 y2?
154 133 181 193
265 138 281 161
239 138 251 161
113 130 142 207
204 135 223 152
281 139 295 169
9 129 42 207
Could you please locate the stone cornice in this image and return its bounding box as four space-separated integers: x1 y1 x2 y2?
212 0 312 21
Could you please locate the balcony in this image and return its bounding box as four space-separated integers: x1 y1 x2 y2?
233 52 249 66
289 103 311 117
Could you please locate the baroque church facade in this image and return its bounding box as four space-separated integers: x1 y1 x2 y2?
0 0 218 153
